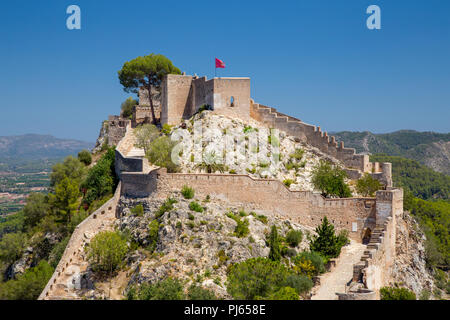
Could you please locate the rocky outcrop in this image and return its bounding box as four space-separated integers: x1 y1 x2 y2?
173 111 354 193
390 212 435 296
73 192 313 299
92 120 109 153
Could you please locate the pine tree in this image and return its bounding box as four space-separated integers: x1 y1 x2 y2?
309 216 341 258
268 225 281 261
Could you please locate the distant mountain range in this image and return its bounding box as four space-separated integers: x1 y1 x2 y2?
331 130 450 175
0 134 93 161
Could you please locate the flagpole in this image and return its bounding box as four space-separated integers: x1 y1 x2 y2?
214 57 216 78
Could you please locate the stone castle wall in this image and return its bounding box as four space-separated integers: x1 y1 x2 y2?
118 166 379 242
39 182 122 300
338 188 403 299
250 102 393 186
106 115 130 147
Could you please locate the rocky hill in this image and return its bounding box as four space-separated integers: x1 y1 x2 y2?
332 130 450 175
71 191 314 300
172 111 355 194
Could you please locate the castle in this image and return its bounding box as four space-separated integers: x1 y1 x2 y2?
109 74 392 187
41 74 403 300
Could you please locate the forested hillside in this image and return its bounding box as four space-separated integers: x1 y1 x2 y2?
370 154 449 297
333 130 450 175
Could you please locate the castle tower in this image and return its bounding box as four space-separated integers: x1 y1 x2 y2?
160 74 251 125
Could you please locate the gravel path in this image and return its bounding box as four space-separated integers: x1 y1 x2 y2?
311 240 366 300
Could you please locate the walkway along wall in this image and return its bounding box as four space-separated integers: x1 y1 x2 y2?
38 182 122 300
118 165 403 243
250 102 393 187
337 188 403 300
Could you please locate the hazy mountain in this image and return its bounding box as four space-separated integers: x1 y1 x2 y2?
331 130 450 175
0 134 93 161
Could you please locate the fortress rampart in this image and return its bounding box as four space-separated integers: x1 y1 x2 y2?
250 102 392 186
117 146 402 244
38 182 122 300
337 188 403 299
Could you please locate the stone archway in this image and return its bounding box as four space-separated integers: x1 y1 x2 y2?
362 228 372 244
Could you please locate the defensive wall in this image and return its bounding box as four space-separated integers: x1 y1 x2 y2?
250 102 392 186
155 74 391 187
116 146 404 244
106 115 130 147
337 188 403 300
39 182 122 300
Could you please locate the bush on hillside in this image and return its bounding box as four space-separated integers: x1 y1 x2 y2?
86 231 128 273
380 286 416 300
77 149 92 166
356 173 382 197
286 229 303 247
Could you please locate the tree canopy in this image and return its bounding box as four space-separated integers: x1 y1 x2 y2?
118 54 181 123
311 160 352 198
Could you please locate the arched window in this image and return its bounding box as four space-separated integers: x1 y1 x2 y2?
230 96 235 107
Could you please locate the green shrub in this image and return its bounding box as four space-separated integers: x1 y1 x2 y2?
267 286 299 300
77 149 92 166
380 287 416 300
148 220 159 252
81 147 117 207
189 201 204 213
130 204 144 216
188 284 217 300
86 231 128 273
336 229 350 247
283 179 294 187
226 257 291 300
234 218 249 238
226 212 249 238
256 214 268 224
132 277 185 300
121 97 137 119
243 125 254 134
286 229 303 247
0 232 26 265
284 274 313 297
181 185 195 199
356 173 382 197
0 260 54 300
155 197 177 219
311 160 352 198
293 251 326 276
147 136 179 173
161 123 173 135
290 148 304 161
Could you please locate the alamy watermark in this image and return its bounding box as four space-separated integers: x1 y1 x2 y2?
165 119 281 176
66 5 81 30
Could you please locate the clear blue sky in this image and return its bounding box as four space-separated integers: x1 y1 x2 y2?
0 0 449 142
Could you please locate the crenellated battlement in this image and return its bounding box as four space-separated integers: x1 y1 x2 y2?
250 102 392 187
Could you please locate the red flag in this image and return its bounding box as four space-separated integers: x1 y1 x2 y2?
215 58 225 68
